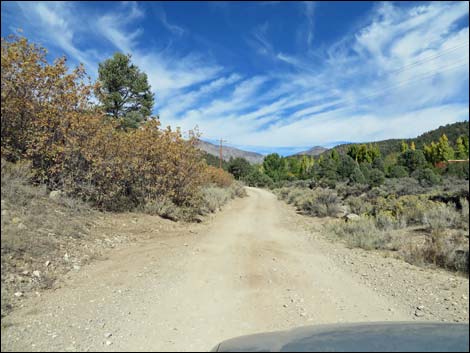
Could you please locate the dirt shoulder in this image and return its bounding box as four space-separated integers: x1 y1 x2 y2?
285 205 469 324
1 188 468 352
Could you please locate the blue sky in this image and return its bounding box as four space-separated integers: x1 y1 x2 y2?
1 1 469 155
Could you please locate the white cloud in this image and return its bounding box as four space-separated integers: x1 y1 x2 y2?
6 1 468 150
15 2 98 71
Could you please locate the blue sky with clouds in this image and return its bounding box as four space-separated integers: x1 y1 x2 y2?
1 1 469 155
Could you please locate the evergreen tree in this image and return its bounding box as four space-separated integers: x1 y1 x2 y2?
96 53 154 129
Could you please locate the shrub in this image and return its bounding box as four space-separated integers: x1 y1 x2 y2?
301 188 342 217
388 165 408 178
1 35 215 213
244 169 273 188
381 177 424 196
422 203 461 230
446 162 469 180
403 230 469 273
411 168 441 187
144 197 181 221
349 166 367 184
329 217 391 250
368 169 385 187
204 165 234 188
346 196 373 215
286 188 308 206
398 149 427 173
460 198 469 231
199 182 246 214
375 211 406 230
201 186 231 213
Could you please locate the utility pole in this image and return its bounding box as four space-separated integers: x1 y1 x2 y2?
219 139 227 169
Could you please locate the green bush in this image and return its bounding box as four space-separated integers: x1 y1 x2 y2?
244 169 274 188
388 165 408 178
446 162 469 180
411 168 441 187
398 149 427 173
368 169 385 187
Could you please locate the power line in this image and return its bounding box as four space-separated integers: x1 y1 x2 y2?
384 40 469 76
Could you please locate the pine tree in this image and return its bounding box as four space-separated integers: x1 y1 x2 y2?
96 53 154 130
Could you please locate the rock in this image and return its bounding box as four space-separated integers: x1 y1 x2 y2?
12 217 21 224
14 292 23 297
17 223 27 230
300 312 306 317
45 261 51 267
283 304 288 308
193 215 204 223
1 210 8 216
344 214 360 222
64 253 70 262
415 310 425 317
184 243 188 247
49 190 63 200
73 265 81 271
105 340 112 346
33 270 41 278
104 333 112 338
417 305 425 311
22 270 29 275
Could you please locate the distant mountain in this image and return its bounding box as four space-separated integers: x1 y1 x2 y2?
196 140 265 164
321 121 469 157
294 146 328 156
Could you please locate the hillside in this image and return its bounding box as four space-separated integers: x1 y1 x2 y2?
197 140 265 164
323 121 469 156
294 146 328 156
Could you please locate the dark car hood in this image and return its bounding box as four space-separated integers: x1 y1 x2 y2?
213 322 469 352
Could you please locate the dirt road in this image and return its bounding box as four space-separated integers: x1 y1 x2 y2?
2 187 466 352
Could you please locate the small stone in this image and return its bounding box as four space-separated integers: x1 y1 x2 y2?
22 270 29 275
33 270 41 278
417 305 425 311
17 223 27 230
104 333 112 338
184 243 188 247
300 312 306 317
45 261 51 267
105 340 112 346
415 310 425 317
14 292 23 297
12 217 21 224
73 265 81 271
1 210 8 216
49 190 63 200
64 253 70 262
283 304 288 308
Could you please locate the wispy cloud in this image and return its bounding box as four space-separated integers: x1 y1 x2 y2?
14 2 98 71
4 1 468 151
153 6 185 36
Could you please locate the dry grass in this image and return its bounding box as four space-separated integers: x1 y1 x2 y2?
1 159 97 317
